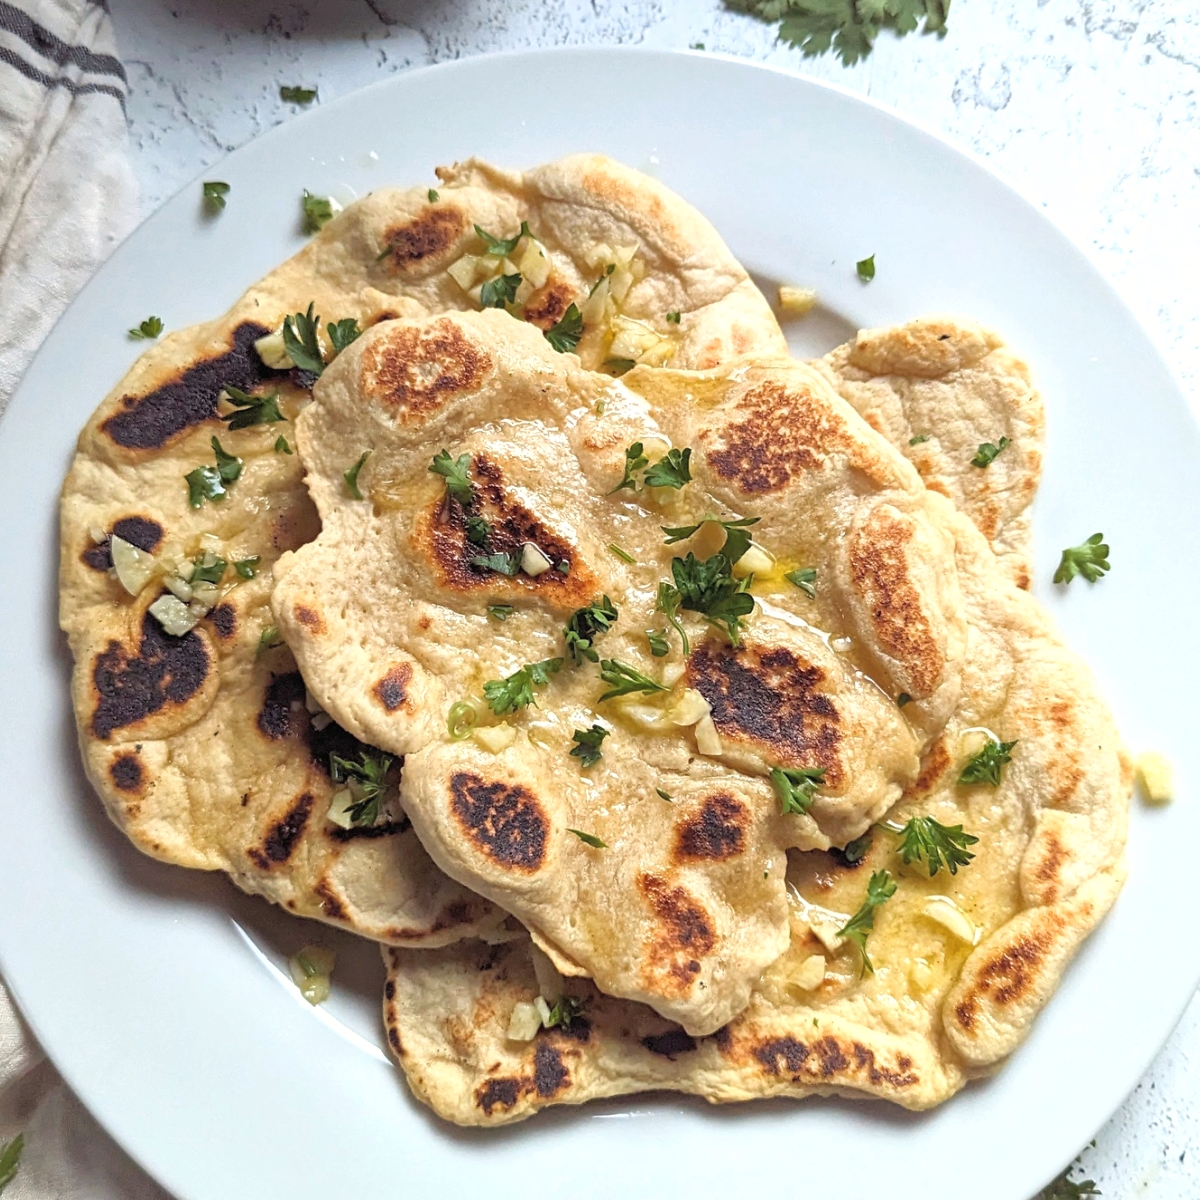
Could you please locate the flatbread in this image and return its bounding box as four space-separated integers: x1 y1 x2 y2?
59 153 787 944
817 316 1044 588
380 497 1129 1125
272 311 985 1035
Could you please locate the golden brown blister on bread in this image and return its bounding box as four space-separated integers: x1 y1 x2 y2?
817 316 1044 588
380 501 1129 1125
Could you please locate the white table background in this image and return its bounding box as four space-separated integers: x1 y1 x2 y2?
102 1 1200 1194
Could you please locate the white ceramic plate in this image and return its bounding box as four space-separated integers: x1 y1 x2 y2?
1 47 1195 1200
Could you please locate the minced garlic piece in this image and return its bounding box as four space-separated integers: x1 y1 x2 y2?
668 688 711 727
473 724 516 753
778 285 817 316
733 544 774 578
148 593 198 637
506 1000 542 1042
254 327 293 370
109 534 158 596
792 954 826 990
923 897 978 944
289 945 335 1006
520 542 554 577
694 714 722 756
1136 751 1173 805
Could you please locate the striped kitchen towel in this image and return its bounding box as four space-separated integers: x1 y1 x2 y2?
0 0 138 409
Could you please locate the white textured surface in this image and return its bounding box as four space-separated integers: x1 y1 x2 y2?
103 2 1200 1195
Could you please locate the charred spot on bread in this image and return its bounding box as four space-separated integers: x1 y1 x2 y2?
450 772 549 872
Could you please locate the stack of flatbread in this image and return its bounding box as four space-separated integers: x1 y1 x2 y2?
60 155 1129 1126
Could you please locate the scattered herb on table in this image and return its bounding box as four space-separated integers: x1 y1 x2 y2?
203 180 230 212
1054 533 1110 584
280 84 317 103
302 190 334 233
129 316 163 339
856 253 876 280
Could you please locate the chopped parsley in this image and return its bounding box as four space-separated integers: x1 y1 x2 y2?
428 188 439 202
666 310 681 324
429 449 474 507
771 765 826 815
607 543 635 563
597 659 668 701
1054 533 1110 584
959 738 1017 787
644 447 693 490
221 384 284 429
656 788 674 803
302 190 334 234
837 869 897 976
257 625 284 654
890 816 979 876
655 581 691 656
545 303 584 353
185 436 243 507
909 433 930 445
971 436 1011 468
280 84 317 103
470 550 521 576
604 357 636 376
0 1132 24 1192
564 595 619 665
327 317 362 354
611 442 650 494
190 551 227 584
282 303 324 374
203 181 230 212
343 450 370 500
233 556 261 579
483 657 563 715
856 254 876 281
570 724 609 768
568 828 607 849
840 831 873 865
275 435 293 454
475 220 531 258
662 514 760 564
646 629 670 657
465 514 491 546
129 316 163 339
543 994 586 1028
487 604 515 621
785 567 817 598
329 749 393 827
1035 1165 1101 1199
668 551 755 646
480 272 522 308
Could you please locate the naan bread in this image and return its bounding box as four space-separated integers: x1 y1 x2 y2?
380 498 1129 1125
60 154 785 944
818 316 1044 588
273 311 979 1035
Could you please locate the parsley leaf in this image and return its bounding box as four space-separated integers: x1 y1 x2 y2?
971 436 1011 467
1054 533 1110 584
190 551 227 584
488 604 515 621
543 993 586 1027
545 303 584 353
771 765 826 815
666 310 682 324
0 1132 25 1192
258 625 284 655
856 254 876 280
656 788 674 802
302 190 335 234
428 188 439 202
233 556 261 579
327 317 362 355
344 450 370 500
662 514 760 565
429 450 474 507
475 220 531 258
608 543 635 563
186 436 242 507
959 738 1017 787
1035 1165 1101 1199
564 595 619 665
282 303 324 374
480 272 522 308
611 442 650 494
670 551 756 646
736 0 950 66
330 749 393 827
598 659 668 702
840 831 873 866
275 435 293 454
909 433 930 445
129 316 163 339
893 816 979 875
280 85 317 103
221 384 284 429
203 180 230 212
646 629 670 657
644 447 693 490
570 724 609 768
655 582 691 656
471 551 521 576
465 514 490 546
785 567 817 597
483 657 563 715
568 828 607 848
837 869 897 976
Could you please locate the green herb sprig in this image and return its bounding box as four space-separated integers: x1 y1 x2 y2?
597 659 669 702
890 815 978 875
959 738 1017 787
771 765 826 815
483 658 563 715
1054 534 1110 584
570 724 609 768
221 385 284 430
185 437 243 507
837 869 897 976
564 596 619 665
129 316 163 339
330 749 393 827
